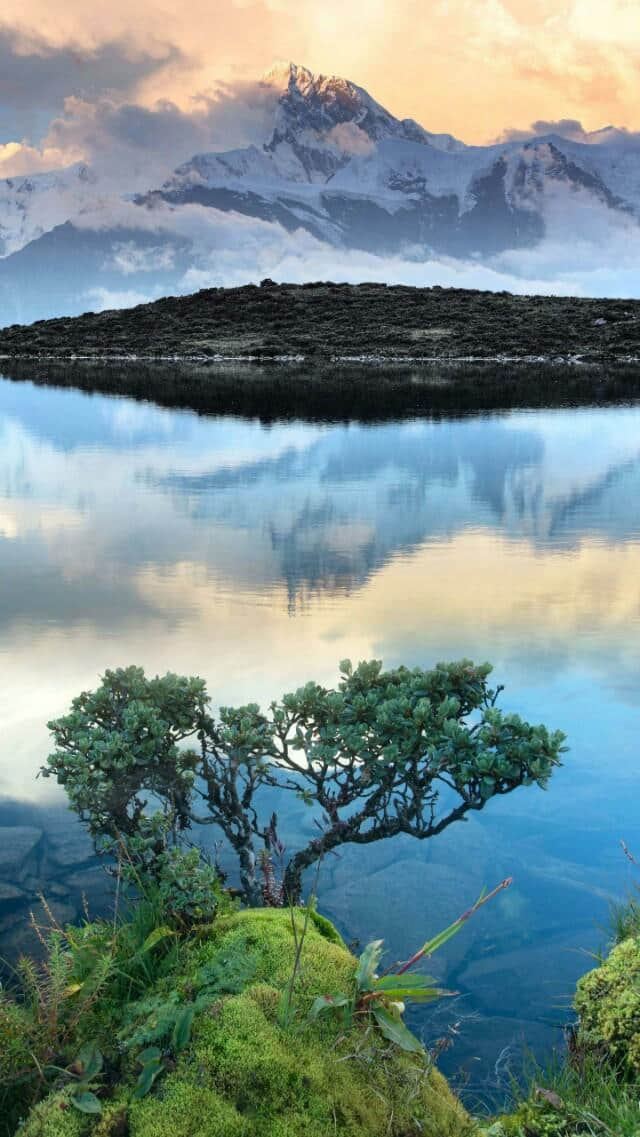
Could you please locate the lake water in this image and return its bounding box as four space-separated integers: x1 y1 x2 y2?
1 369 640 1106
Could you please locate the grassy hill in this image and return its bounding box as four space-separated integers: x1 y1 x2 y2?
1 281 640 361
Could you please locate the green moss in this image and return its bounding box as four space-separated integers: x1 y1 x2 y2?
0 993 39 1134
308 908 345 946
129 1085 245 1137
484 937 640 1137
191 907 354 996
17 909 477 1137
17 1090 87 1137
574 936 640 1071
0 994 32 1078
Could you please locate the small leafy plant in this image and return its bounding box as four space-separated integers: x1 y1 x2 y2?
311 878 512 1052
65 1044 104 1115
120 945 258 1053
132 1046 165 1100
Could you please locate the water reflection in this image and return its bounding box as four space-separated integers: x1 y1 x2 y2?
1 372 640 1096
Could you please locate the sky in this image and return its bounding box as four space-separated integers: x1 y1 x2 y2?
1 0 639 178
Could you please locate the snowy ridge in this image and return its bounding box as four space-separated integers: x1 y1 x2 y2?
0 164 96 257
154 62 640 258
1 61 640 323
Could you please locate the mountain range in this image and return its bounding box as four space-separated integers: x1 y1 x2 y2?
1 61 640 324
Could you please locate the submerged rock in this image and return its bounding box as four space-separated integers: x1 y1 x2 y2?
0 826 43 881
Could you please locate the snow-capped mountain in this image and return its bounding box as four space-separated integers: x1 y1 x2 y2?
0 164 97 258
161 62 464 194
1 61 640 324
151 64 640 257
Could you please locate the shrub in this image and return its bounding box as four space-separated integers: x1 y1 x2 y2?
45 660 565 904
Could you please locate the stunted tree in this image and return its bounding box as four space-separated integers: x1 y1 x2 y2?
268 659 565 899
44 667 274 905
42 667 206 857
44 660 565 905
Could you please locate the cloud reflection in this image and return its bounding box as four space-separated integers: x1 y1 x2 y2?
1 376 640 799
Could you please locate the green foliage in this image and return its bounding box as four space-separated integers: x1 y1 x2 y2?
126 909 476 1137
610 896 640 945
118 938 258 1051
44 665 207 856
71 891 183 1013
45 659 565 904
0 918 113 1133
486 1058 640 1137
10 908 477 1137
132 1047 165 1100
0 993 36 1134
312 879 510 1054
0 875 224 1135
152 847 222 926
171 1006 195 1052
67 1043 104 1115
71 1091 102 1115
609 843 640 946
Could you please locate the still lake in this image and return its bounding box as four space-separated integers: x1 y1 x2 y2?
1 369 639 1104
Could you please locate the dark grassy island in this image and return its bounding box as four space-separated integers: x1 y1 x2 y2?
2 282 640 362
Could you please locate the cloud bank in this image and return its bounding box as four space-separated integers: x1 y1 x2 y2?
1 0 640 164
497 118 640 147
64 188 640 312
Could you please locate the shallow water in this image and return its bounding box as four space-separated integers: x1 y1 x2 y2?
1 371 639 1103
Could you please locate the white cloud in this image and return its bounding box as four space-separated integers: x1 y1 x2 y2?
107 241 176 274
325 122 375 156
64 193 640 308
85 285 160 310
0 140 78 175
0 78 281 187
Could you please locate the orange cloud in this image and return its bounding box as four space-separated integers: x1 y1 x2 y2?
0 0 638 149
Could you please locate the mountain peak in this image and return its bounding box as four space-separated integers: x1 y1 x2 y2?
261 61 315 90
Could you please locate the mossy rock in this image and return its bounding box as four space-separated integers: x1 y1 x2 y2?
574 936 640 1071
483 936 640 1137
17 909 476 1137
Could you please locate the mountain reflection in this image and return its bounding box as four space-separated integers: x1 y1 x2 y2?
157 416 640 602
2 371 640 1097
1 374 640 803
1 379 640 623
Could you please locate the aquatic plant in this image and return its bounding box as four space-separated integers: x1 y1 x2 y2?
45 659 565 903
